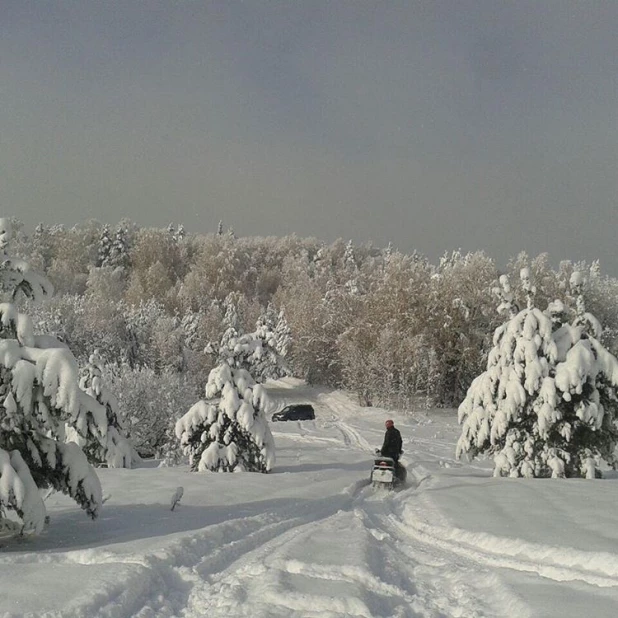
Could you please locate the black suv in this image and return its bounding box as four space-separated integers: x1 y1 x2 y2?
271 404 315 422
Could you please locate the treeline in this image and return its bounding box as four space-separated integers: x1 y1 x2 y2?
11 219 618 430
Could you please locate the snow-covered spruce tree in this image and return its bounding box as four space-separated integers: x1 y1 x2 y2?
107 225 130 270
173 223 186 243
176 328 276 473
0 219 104 534
273 307 292 360
456 268 618 478
253 304 290 381
96 224 113 268
73 350 139 468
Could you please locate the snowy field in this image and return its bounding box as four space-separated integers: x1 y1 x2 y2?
2 379 618 618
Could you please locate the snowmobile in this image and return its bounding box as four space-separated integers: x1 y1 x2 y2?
370 451 406 490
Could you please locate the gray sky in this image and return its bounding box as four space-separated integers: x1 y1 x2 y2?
2 1 617 273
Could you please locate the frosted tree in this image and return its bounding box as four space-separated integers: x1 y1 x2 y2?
176 327 276 473
73 350 139 468
424 250 498 406
30 223 53 272
206 292 247 361
222 292 242 333
181 310 202 351
0 218 104 535
343 239 356 272
105 362 199 458
252 305 290 381
457 269 618 479
173 224 186 243
96 224 113 268
209 298 288 384
273 308 292 360
0 221 54 302
123 298 167 368
494 274 518 318
108 225 130 269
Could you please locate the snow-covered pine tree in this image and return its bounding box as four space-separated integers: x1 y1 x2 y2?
30 222 53 272
273 308 292 360
96 224 113 268
181 310 202 351
204 294 241 362
256 302 278 334
173 224 186 243
74 350 139 468
108 225 130 270
253 304 290 381
0 218 104 535
176 363 275 473
456 268 618 478
222 292 242 334
550 271 618 477
343 239 356 272
176 324 276 473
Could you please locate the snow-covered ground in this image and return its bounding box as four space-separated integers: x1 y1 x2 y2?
2 378 618 618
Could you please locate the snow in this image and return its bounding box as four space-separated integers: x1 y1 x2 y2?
3 378 618 617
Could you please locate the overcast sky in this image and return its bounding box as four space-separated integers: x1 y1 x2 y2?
2 1 617 272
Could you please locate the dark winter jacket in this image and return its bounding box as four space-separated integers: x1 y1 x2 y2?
381 426 403 461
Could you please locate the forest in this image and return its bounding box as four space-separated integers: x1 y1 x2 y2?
9 217 618 458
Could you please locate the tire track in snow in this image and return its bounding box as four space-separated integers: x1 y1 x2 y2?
1 487 369 617
355 492 529 618
389 461 618 592
394 501 618 589
393 454 618 593
180 466 500 618
305 389 514 616
65 482 375 617
333 420 374 452
183 499 493 618
317 391 376 452
181 485 393 617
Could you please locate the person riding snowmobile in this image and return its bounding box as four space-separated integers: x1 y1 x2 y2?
379 419 404 479
380 419 402 461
